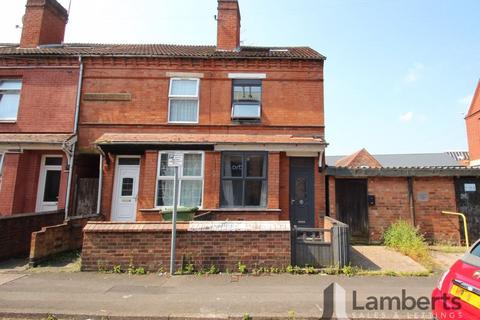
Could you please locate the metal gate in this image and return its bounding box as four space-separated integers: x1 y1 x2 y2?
293 218 350 268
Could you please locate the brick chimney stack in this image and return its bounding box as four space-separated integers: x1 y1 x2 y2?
216 0 241 51
20 0 69 48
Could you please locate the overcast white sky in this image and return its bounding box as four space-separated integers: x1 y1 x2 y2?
1 0 479 155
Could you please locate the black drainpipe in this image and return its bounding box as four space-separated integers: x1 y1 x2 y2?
407 176 416 226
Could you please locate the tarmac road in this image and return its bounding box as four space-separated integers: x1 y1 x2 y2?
0 272 438 319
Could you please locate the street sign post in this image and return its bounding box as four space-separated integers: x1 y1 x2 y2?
167 152 183 275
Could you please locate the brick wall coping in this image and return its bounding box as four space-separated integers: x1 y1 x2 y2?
0 210 64 221
84 221 291 233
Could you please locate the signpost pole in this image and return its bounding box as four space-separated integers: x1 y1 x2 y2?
170 165 179 275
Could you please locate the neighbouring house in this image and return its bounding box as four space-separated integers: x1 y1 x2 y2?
326 149 480 244
0 0 79 216
466 80 480 167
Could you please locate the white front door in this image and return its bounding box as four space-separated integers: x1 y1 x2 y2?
111 157 140 222
36 155 63 212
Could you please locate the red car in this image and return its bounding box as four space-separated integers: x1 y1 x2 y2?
432 239 480 320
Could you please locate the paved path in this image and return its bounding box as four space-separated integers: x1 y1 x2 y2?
350 246 428 273
0 272 438 319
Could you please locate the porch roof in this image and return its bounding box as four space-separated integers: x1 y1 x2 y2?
95 133 326 153
0 133 74 150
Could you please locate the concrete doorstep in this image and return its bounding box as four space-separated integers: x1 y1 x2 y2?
0 272 439 320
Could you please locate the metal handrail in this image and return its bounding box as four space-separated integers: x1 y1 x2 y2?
442 211 470 248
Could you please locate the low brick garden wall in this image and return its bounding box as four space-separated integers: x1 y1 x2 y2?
29 214 101 266
81 221 291 272
0 210 64 261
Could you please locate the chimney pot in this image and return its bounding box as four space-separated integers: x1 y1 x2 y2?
20 0 69 48
216 0 241 51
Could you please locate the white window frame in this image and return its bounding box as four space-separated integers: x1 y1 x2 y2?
155 151 205 209
0 79 22 122
167 78 200 124
231 79 262 120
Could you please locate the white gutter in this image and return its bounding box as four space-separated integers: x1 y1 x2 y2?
64 55 83 220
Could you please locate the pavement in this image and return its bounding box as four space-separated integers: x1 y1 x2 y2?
0 271 438 319
350 246 428 273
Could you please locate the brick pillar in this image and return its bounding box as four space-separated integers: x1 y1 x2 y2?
137 151 158 218
278 153 290 221
57 153 69 211
314 156 326 227
267 152 280 209
101 154 116 220
0 153 21 215
203 151 221 209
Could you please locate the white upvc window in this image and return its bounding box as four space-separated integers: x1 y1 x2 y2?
168 78 200 123
156 151 204 208
0 80 22 121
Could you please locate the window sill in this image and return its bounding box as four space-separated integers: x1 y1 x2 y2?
167 122 199 125
204 208 281 212
139 208 161 214
0 120 17 124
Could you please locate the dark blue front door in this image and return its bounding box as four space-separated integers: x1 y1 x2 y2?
289 157 315 228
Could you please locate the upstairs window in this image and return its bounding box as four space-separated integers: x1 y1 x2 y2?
168 78 199 123
231 79 262 120
0 80 22 121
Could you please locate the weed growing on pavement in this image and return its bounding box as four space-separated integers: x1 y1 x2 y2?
287 309 296 320
383 220 434 270
243 313 251 320
238 261 248 274
207 264 220 274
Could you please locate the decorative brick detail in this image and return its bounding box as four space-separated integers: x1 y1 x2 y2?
81 221 291 272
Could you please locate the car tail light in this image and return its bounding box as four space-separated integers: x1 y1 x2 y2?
437 270 450 290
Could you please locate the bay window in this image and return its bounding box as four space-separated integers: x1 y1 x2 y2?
168 78 199 123
0 80 22 121
221 152 267 207
156 151 204 208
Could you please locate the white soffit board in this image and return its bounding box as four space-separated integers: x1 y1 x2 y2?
228 73 267 79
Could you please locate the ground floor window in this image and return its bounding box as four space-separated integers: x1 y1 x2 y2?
221 152 267 207
156 151 204 208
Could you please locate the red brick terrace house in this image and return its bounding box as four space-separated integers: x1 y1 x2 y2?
326 149 480 244
0 0 79 216
81 0 327 227
0 0 327 229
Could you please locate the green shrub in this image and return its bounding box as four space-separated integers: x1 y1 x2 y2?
383 220 432 266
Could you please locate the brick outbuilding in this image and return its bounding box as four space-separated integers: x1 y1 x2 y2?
326 149 480 244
